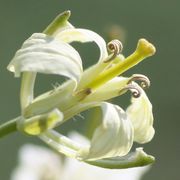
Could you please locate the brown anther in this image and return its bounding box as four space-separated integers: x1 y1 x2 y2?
129 74 150 89
120 84 142 98
74 88 92 101
104 39 123 63
84 88 92 95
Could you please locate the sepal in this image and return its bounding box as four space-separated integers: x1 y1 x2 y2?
85 148 155 169
17 109 63 135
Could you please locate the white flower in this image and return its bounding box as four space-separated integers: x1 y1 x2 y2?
11 144 63 180
11 143 152 180
8 11 155 166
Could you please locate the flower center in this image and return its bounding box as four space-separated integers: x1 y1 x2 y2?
83 39 156 92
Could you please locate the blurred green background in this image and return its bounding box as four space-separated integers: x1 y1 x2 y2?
0 0 179 179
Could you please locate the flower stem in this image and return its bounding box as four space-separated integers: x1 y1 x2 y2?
0 116 21 138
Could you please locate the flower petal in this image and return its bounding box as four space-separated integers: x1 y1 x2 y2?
79 102 133 160
39 102 133 161
55 28 108 62
7 33 83 84
126 83 155 144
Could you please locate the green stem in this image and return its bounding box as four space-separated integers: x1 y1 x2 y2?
0 116 21 138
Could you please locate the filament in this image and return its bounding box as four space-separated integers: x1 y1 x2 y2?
129 74 150 89
120 84 142 98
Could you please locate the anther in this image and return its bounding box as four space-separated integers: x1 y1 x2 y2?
129 74 150 89
104 39 123 63
120 84 142 98
74 88 92 101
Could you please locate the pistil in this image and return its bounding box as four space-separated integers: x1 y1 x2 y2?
85 39 156 91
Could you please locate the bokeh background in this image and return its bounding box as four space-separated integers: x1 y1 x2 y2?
0 0 179 179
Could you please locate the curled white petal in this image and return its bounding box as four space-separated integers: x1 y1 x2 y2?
7 33 83 84
78 102 133 160
40 102 133 161
55 28 108 62
126 83 155 144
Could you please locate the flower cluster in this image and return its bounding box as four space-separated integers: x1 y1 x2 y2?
8 11 156 168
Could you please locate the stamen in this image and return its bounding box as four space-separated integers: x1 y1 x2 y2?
84 39 155 91
120 84 142 98
129 74 150 89
104 39 123 63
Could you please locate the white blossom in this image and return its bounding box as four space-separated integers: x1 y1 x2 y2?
8 11 155 165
